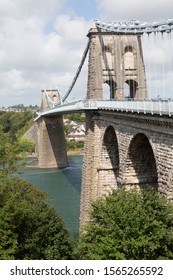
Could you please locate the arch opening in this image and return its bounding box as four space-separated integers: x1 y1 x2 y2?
103 80 117 99
125 79 138 99
124 133 158 189
52 94 58 103
124 46 133 53
98 126 119 196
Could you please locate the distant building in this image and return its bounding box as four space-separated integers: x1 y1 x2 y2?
63 119 85 141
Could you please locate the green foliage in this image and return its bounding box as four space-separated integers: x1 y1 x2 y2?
0 127 35 175
0 111 72 260
64 124 69 136
66 140 84 151
0 110 33 137
18 138 35 154
66 113 85 123
0 110 35 174
75 188 173 260
0 177 72 260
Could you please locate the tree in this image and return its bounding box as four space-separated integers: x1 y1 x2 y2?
0 177 72 260
0 113 72 260
67 113 85 123
74 187 173 260
0 126 34 175
0 110 33 136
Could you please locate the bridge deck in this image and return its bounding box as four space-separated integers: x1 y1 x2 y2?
39 99 173 117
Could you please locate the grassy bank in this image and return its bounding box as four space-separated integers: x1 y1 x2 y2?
67 148 84 156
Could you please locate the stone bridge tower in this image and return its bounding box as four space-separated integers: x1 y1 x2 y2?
36 89 68 168
80 29 149 225
86 28 147 100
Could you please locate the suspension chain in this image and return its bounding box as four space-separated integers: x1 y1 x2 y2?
95 19 173 34
60 38 90 104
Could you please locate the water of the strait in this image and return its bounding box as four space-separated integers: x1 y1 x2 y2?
18 156 82 238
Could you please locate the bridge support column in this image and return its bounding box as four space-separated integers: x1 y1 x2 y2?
80 112 102 226
37 115 68 168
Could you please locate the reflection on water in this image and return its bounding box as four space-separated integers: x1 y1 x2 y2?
18 156 82 238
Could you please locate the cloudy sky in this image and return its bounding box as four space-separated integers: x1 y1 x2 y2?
0 0 173 107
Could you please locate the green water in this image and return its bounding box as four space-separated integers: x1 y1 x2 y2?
18 156 82 238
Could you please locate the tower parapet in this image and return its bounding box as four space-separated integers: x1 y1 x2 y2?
41 89 61 111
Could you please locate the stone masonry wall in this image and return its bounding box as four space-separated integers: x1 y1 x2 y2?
80 111 173 226
86 29 147 100
37 115 68 168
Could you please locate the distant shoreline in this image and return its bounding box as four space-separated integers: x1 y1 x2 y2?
67 149 84 156
24 149 84 168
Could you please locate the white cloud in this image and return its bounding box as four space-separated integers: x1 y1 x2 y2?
0 0 91 107
0 0 64 20
54 15 92 46
0 0 173 107
96 0 173 21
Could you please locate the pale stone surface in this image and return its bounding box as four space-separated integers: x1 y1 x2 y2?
37 116 68 168
36 89 68 168
80 29 171 226
86 29 147 100
80 111 173 226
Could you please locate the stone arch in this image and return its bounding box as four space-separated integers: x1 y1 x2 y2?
103 80 117 99
98 126 119 196
125 79 138 98
124 133 158 188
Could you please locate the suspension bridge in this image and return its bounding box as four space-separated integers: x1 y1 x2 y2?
38 18 173 117
35 19 173 225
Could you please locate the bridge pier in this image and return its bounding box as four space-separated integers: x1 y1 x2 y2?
80 112 102 225
36 89 68 169
80 112 120 225
80 111 173 226
37 115 68 168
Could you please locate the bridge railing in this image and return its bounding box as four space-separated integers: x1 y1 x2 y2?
40 98 173 117
83 99 173 116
